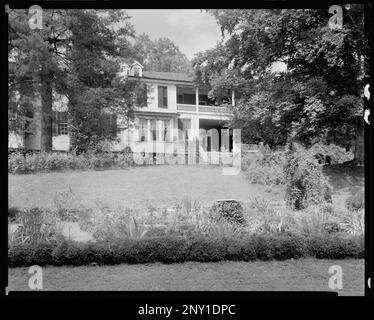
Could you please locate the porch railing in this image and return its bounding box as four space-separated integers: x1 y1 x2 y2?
176 104 232 114
176 104 196 112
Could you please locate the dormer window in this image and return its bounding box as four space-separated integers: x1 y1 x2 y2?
130 61 144 77
133 66 140 77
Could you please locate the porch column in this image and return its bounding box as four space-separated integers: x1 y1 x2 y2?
147 119 151 141
158 119 162 141
231 89 235 106
195 86 199 113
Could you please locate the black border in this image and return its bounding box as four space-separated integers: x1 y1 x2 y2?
2 0 373 307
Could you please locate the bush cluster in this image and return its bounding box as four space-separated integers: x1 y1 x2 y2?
209 200 246 225
8 149 135 174
345 189 364 211
284 149 332 210
309 143 354 164
8 234 364 267
243 151 286 186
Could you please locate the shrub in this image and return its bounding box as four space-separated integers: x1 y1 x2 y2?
209 200 246 225
8 149 137 174
307 235 364 259
79 206 148 242
339 209 364 236
253 235 307 260
186 237 227 262
9 207 63 246
345 189 364 211
9 242 56 267
8 152 28 173
246 197 290 235
284 149 332 210
309 143 354 164
8 234 364 267
243 151 286 186
8 206 21 221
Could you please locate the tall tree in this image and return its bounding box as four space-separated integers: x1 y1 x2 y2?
193 7 367 163
8 9 141 152
133 33 193 74
9 9 64 151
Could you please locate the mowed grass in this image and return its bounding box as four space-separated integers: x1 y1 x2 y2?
8 164 363 210
8 259 364 295
8 165 284 209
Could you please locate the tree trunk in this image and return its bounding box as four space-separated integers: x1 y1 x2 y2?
40 67 53 152
353 120 364 165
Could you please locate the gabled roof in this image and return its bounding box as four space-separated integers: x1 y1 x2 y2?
142 71 194 83
132 60 144 68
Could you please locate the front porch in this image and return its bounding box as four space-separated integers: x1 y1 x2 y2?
129 117 236 166
176 85 236 115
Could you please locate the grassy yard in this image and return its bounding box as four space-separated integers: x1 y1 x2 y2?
8 258 364 295
8 165 284 209
8 164 363 210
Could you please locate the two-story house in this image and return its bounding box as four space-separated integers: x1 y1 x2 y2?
114 62 237 163
9 61 238 162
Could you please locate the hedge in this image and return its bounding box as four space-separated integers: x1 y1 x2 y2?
8 151 135 174
8 234 364 267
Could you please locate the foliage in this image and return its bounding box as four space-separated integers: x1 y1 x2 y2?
78 206 148 242
133 34 193 74
8 9 139 151
53 187 83 222
309 143 354 164
345 189 364 211
8 234 364 267
8 208 62 246
8 206 21 221
339 209 364 236
209 200 246 225
193 7 366 162
245 197 289 234
8 149 135 174
284 148 332 209
243 150 286 186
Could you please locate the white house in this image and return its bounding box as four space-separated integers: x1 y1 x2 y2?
9 62 239 162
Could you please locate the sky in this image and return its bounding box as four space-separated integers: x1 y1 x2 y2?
125 9 222 60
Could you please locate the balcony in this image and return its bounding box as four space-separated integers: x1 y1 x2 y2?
176 104 197 112
176 103 232 114
199 105 231 114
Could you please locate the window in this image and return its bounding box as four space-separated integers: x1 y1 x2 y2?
158 86 168 108
133 66 140 77
183 94 195 105
177 94 184 104
162 119 170 142
53 111 68 135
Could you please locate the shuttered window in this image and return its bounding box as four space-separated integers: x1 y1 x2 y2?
158 86 168 108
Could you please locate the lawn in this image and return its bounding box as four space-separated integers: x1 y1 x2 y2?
8 258 364 295
8 165 284 209
8 164 363 210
